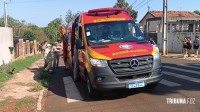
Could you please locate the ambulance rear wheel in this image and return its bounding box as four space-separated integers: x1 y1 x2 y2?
73 46 79 81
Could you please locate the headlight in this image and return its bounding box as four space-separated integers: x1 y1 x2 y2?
90 58 108 67
153 50 160 60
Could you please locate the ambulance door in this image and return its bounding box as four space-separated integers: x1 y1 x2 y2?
77 25 85 74
67 32 72 66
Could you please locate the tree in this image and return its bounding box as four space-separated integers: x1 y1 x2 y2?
23 31 37 40
44 18 62 42
65 9 81 28
194 10 200 15
0 16 23 37
113 0 138 20
0 16 49 43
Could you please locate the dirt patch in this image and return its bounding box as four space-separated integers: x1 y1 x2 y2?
0 97 37 112
0 59 46 111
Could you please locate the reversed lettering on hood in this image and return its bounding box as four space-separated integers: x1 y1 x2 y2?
112 49 148 56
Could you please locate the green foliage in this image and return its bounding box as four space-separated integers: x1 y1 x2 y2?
0 16 22 28
0 64 15 88
193 10 200 15
31 83 43 92
65 9 81 28
23 31 37 40
44 18 62 42
8 47 14 51
37 71 50 87
113 0 138 20
0 16 49 43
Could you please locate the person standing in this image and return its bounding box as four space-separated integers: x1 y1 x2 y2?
44 44 53 72
183 37 188 57
42 41 48 58
53 42 62 69
186 37 192 57
193 36 200 58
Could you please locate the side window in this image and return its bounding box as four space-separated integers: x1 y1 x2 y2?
128 23 136 36
78 26 82 41
78 26 84 47
75 25 84 47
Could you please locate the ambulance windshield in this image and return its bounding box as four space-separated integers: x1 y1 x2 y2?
85 21 146 46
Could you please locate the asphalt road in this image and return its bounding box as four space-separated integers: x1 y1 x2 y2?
45 57 200 112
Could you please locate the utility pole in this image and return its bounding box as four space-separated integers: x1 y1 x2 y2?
162 0 168 55
4 0 8 27
147 6 150 34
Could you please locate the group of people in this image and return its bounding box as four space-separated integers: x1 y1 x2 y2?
42 41 62 72
183 36 199 58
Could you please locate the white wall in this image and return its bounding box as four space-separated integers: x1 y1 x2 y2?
157 32 200 53
149 20 162 32
0 27 13 66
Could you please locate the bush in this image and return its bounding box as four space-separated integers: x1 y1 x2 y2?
38 71 50 87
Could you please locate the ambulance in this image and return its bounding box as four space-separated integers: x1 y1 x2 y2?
61 8 162 97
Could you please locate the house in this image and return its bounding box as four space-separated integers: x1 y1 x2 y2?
139 11 200 53
139 11 200 33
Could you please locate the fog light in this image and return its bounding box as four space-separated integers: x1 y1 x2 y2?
97 77 102 81
96 77 104 82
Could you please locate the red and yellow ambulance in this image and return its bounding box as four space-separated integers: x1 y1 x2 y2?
61 8 162 97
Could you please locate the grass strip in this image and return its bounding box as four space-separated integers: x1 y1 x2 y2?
0 54 42 89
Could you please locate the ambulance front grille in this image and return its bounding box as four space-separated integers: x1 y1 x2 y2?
109 55 153 75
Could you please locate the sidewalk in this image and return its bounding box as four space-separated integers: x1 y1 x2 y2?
0 59 45 112
162 53 200 61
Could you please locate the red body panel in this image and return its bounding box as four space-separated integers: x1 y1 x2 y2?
88 42 153 60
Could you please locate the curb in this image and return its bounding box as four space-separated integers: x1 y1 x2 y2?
36 89 44 111
162 55 200 61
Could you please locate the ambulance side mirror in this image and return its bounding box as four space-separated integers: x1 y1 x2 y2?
76 39 84 49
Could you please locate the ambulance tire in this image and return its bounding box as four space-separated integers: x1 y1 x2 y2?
73 46 80 81
86 73 100 98
145 82 158 89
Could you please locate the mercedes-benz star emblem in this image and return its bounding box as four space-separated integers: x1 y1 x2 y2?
130 59 139 68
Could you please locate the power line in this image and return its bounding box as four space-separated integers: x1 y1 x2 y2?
134 0 146 8
130 0 138 6
135 0 153 10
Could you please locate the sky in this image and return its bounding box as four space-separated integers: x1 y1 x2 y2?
0 0 200 27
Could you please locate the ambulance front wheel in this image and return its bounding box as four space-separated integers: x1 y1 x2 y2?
86 73 100 98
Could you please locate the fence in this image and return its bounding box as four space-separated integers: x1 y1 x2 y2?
13 38 41 61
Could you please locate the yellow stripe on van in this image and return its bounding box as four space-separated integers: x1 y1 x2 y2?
87 48 111 60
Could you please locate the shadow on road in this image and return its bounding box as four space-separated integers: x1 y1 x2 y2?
44 57 200 102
